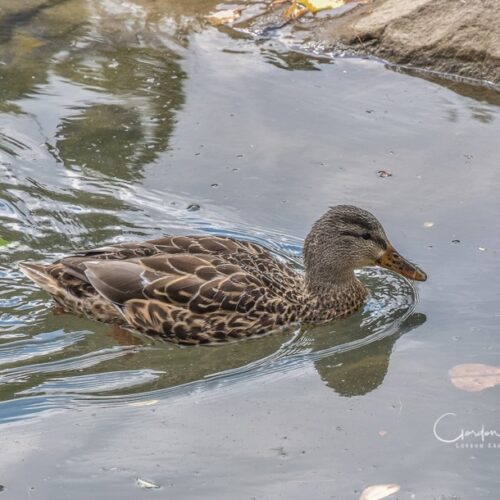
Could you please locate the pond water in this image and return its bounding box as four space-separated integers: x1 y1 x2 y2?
0 1 499 499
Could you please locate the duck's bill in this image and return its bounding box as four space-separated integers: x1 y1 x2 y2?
377 246 427 282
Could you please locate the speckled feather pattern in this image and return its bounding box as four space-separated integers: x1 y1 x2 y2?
20 235 367 345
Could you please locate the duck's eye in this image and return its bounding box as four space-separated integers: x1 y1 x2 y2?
361 232 372 240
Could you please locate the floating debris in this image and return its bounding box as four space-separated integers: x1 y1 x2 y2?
206 8 244 26
282 1 309 21
273 0 371 22
136 478 161 489
360 483 400 500
303 0 370 13
274 0 369 20
449 363 500 392
478 247 486 251
377 170 392 178
187 203 201 212
0 237 8 247
451 239 460 244
211 183 219 188
129 399 159 407
422 221 434 228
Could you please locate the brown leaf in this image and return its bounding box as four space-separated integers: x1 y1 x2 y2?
283 3 309 22
206 8 244 26
449 363 500 392
377 170 392 178
360 484 400 500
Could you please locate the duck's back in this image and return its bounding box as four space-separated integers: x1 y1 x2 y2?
20 235 305 344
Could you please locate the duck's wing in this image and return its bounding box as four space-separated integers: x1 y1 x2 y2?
63 235 304 300
88 251 303 343
150 235 304 300
36 235 250 291
67 235 264 261
20 235 305 342
82 253 266 314
21 235 303 331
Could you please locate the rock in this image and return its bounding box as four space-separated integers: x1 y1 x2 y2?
312 0 500 85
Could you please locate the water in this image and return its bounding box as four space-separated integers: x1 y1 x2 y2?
0 1 499 498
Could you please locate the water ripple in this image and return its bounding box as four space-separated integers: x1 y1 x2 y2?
18 368 164 395
0 265 424 423
0 329 90 367
0 345 142 384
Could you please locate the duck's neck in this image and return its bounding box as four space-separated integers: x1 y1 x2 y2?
302 224 368 321
303 273 367 322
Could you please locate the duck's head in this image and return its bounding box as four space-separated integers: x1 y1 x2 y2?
304 205 427 290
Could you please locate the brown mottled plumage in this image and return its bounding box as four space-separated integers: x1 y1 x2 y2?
20 205 427 345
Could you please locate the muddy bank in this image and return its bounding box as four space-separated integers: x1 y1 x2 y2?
309 0 500 85
4 0 499 86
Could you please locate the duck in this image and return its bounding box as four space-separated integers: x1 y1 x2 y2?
20 205 426 345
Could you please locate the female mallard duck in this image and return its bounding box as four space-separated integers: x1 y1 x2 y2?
20 205 426 345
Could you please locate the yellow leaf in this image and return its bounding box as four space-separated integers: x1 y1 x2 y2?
302 0 369 14
303 0 345 12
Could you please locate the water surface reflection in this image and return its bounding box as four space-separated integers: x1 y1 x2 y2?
1 2 499 497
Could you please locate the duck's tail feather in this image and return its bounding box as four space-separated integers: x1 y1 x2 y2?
19 261 61 296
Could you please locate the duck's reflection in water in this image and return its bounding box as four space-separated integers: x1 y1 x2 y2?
312 312 426 396
98 268 427 398
103 309 426 399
